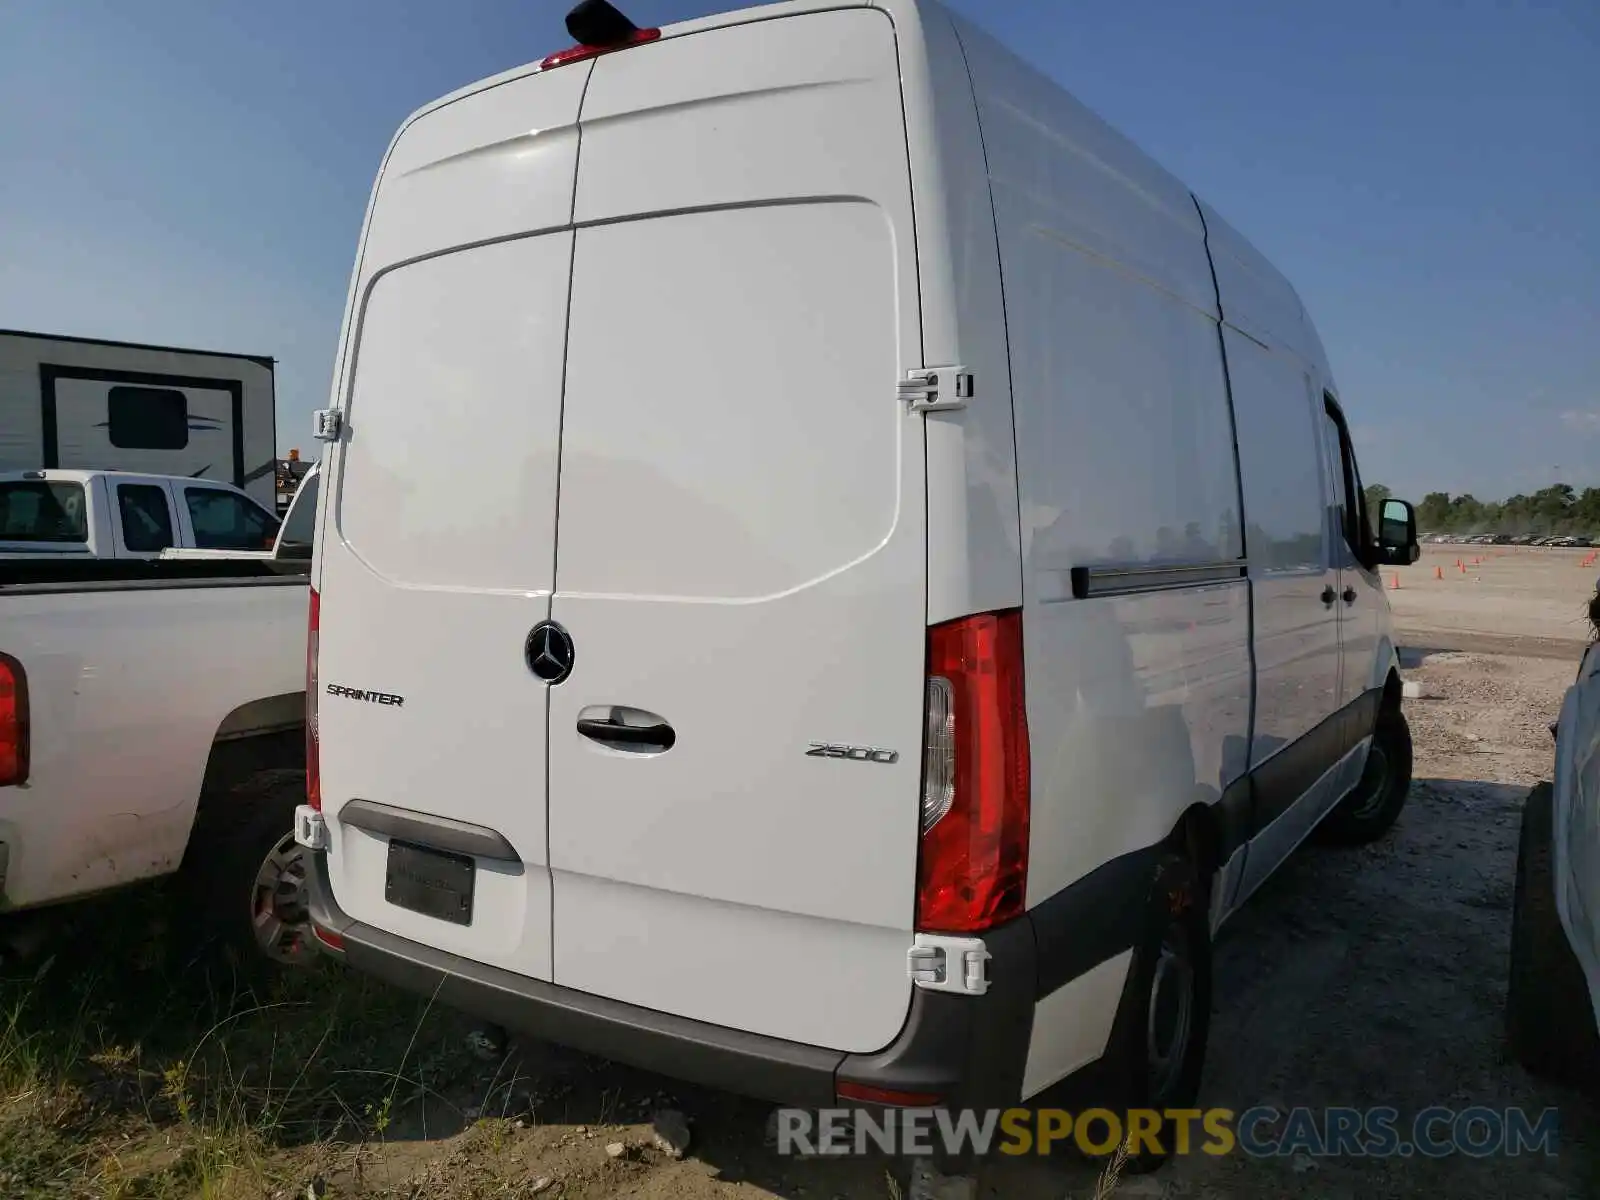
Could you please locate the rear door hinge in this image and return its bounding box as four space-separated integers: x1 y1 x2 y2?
908 933 990 996
312 409 343 442
294 804 329 851
899 366 972 413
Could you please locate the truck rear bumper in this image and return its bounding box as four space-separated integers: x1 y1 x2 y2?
304 849 1037 1110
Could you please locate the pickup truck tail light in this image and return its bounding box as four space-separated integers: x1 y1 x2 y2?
915 611 1030 933
0 653 28 788
307 587 321 811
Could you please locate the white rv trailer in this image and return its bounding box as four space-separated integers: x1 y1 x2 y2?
0 329 278 509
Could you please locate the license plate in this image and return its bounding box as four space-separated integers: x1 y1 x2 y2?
385 839 474 925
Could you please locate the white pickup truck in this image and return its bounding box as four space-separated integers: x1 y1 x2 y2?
0 470 316 978
0 468 282 559
1507 641 1600 1093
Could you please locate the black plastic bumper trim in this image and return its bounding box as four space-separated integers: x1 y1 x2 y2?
1030 844 1159 1001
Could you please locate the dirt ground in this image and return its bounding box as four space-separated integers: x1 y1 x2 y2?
3 546 1598 1198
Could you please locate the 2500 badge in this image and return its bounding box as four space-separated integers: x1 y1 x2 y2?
805 742 899 764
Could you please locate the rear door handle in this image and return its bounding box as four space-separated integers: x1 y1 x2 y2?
1321 586 1337 606
577 705 676 752
1342 587 1357 604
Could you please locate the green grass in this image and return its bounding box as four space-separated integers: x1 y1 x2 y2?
0 886 484 1199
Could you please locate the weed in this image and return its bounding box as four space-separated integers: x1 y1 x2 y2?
0 888 473 1198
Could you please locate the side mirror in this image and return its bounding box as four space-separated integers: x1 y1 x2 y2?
1376 498 1420 566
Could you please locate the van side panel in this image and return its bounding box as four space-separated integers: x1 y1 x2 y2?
901 4 1024 623
950 9 1255 1097
1219 329 1339 767
952 12 1252 908
1198 204 1371 904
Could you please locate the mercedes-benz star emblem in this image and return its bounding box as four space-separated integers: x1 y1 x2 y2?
525 621 575 684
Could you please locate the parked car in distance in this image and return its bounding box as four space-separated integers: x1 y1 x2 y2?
1507 643 1600 1095
298 0 1422 1170
0 468 281 559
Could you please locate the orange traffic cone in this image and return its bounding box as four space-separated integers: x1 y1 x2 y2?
1435 566 1443 580
1390 573 1400 590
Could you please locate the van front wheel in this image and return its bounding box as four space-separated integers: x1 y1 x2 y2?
1315 704 1413 846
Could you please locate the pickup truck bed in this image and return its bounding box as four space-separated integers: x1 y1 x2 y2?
2 561 309 968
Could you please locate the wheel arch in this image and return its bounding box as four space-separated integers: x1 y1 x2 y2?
182 693 306 870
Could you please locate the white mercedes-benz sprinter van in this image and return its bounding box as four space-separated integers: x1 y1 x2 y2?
299 0 1421 1134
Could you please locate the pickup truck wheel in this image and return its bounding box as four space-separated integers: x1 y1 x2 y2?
1314 704 1413 846
177 767 312 993
1505 781 1600 1090
250 831 310 965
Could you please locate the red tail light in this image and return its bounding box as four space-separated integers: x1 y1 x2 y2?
306 586 321 811
540 26 660 70
835 1080 945 1108
0 653 29 788
915 611 1030 933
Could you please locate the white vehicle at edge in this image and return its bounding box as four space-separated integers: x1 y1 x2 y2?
297 0 1423 1161
1506 645 1600 1091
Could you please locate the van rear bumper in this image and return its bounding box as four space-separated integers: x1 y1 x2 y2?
304 850 1037 1110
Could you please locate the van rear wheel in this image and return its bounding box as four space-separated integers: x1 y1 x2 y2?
1315 704 1412 845
1097 852 1213 1174
1505 781 1600 1091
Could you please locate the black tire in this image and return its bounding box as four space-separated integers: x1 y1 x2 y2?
1095 852 1213 1174
173 767 313 998
1315 703 1413 846
1506 781 1600 1090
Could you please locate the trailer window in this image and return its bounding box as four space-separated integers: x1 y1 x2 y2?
184 486 279 550
117 484 175 553
0 481 88 542
108 386 189 450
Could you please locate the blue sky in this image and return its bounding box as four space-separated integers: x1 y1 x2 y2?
1 0 1594 502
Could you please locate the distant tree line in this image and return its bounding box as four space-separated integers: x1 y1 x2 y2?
1362 482 1600 537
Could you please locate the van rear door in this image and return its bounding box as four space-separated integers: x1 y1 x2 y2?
314 62 588 983
545 9 927 1054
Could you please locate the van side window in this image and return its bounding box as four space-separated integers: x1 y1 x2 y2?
117 484 175 552
1323 395 1371 561
184 486 280 550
